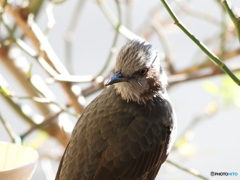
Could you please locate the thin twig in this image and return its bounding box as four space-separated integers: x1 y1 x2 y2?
0 45 58 116
50 0 68 4
27 0 44 18
174 0 220 25
0 44 70 147
222 0 240 42
160 0 240 86
0 0 8 18
219 8 228 60
169 65 240 85
1 20 59 78
94 0 121 78
44 3 55 36
125 0 133 30
0 87 37 126
21 110 63 139
166 160 211 180
173 46 240 76
51 74 93 83
64 0 87 73
11 95 78 117
4 3 85 114
0 113 18 142
82 76 107 96
176 111 217 144
96 0 141 40
151 13 174 73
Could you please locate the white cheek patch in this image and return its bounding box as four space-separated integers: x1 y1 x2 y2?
114 83 141 103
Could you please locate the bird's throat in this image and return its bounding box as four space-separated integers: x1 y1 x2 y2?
114 82 161 104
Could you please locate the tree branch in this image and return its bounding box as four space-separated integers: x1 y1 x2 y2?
96 0 141 40
166 160 210 180
222 0 240 42
160 0 240 86
3 2 85 114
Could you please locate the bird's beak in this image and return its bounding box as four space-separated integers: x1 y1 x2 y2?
105 72 128 86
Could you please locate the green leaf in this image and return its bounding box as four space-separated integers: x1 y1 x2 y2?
202 81 219 95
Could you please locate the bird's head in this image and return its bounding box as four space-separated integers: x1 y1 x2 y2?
105 39 168 104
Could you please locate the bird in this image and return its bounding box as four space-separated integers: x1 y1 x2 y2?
55 39 177 180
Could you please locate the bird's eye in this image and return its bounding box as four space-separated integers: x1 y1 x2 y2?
138 68 148 76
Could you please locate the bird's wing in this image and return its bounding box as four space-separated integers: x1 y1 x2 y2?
55 87 117 180
92 114 171 180
55 142 69 180
55 86 175 180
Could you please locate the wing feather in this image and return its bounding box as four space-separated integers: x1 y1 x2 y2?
55 86 175 180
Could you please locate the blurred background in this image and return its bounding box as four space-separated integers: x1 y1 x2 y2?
0 0 240 179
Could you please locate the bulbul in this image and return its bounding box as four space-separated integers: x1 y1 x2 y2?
56 40 177 180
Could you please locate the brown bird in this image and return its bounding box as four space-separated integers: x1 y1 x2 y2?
55 40 177 180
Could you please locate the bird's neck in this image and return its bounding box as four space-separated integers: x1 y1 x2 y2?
114 82 166 104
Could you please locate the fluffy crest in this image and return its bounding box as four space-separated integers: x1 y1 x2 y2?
111 39 168 104
115 40 160 76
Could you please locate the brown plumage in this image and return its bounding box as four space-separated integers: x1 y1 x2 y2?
56 40 177 180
